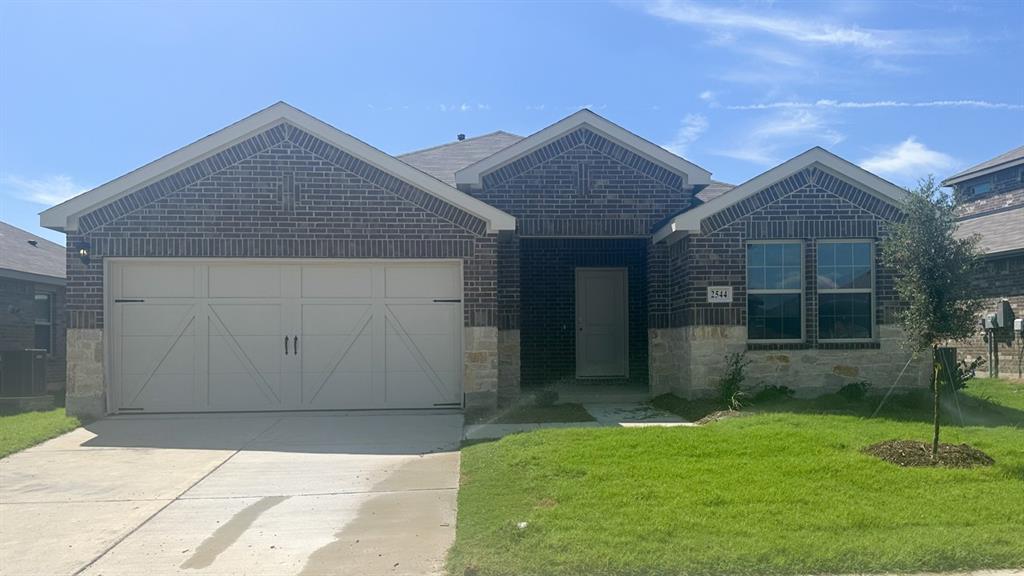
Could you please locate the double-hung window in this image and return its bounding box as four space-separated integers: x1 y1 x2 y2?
817 240 873 340
746 242 803 341
34 292 54 353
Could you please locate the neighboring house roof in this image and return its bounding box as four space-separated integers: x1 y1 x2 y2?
955 207 1024 256
695 180 735 203
454 109 712 189
40 102 516 233
0 221 65 285
399 131 524 186
942 145 1024 186
653 147 909 243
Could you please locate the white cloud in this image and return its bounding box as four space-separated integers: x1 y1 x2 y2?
644 0 962 54
860 137 956 179
2 174 88 206
715 110 844 166
525 104 546 111
663 114 708 156
698 90 715 102
728 99 1024 111
439 103 490 113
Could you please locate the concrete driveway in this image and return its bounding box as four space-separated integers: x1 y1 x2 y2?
0 412 463 576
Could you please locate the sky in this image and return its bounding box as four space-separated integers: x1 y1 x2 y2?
1 0 1022 245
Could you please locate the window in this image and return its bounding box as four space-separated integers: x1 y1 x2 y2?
817 240 873 340
968 178 992 196
747 242 803 341
34 292 53 353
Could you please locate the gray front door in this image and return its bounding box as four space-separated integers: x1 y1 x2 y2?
575 268 628 378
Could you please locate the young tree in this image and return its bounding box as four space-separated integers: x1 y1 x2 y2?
882 176 985 459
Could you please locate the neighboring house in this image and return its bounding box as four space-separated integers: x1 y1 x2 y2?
943 145 1024 378
0 221 67 393
41 102 929 420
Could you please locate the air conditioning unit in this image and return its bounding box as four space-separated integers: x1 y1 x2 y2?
0 350 47 397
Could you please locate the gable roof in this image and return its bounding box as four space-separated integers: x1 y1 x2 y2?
399 131 524 186
653 147 909 244
40 102 515 233
955 207 1024 256
695 180 735 203
0 221 65 284
453 109 712 189
943 145 1024 186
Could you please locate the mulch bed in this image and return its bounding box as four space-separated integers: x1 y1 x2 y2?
863 439 995 468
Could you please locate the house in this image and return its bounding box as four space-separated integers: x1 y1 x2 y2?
41 102 929 420
943 145 1024 378
0 221 67 397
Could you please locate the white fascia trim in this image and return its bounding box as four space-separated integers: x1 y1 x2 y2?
941 157 1024 186
653 147 909 244
454 108 712 188
41 102 515 233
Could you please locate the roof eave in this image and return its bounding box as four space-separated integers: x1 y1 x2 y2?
41 102 516 233
454 109 712 189
941 157 1024 187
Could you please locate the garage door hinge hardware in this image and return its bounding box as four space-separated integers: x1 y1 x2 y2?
432 299 461 303
114 299 145 303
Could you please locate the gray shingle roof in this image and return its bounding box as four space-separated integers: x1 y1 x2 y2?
943 145 1024 185
954 207 1024 255
0 221 65 281
695 180 735 203
398 131 524 185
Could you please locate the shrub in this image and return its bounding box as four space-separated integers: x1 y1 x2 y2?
717 352 752 411
753 384 796 403
837 381 871 402
951 356 985 391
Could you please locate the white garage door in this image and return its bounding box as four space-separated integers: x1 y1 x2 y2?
108 260 463 413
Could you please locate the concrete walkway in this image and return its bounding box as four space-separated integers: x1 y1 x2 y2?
0 412 463 576
463 402 693 440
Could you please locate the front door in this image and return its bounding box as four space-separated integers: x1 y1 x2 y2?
575 268 628 378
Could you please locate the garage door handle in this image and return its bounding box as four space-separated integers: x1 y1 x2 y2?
284 336 289 355
293 336 299 355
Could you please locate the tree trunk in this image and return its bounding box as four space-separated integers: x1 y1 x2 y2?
931 345 941 461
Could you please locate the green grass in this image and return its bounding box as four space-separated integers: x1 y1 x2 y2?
965 378 1024 411
450 393 1024 575
0 408 80 458
467 403 596 424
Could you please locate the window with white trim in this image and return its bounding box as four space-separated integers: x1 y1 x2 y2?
817 240 873 340
746 241 803 341
34 292 54 353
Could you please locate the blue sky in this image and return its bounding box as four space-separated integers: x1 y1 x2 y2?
1 0 1021 244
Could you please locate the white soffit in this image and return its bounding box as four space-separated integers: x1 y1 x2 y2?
454 108 712 188
40 102 516 233
653 147 909 244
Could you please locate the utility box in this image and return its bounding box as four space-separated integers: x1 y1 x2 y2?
0 350 47 397
995 299 1015 330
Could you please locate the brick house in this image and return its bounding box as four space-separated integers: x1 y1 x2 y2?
0 221 67 394
41 103 930 420
943 145 1024 379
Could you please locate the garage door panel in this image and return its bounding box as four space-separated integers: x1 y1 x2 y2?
300 304 372 336
385 372 459 407
302 371 376 408
208 373 283 409
208 265 282 298
111 260 462 413
120 265 196 298
300 266 373 298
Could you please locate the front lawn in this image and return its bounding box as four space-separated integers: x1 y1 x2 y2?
0 408 80 458
965 377 1024 411
449 411 1024 575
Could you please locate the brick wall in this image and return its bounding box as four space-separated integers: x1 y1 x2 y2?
952 165 1024 218
678 167 903 345
956 253 1024 377
66 122 498 331
519 238 649 387
0 277 66 390
467 127 696 238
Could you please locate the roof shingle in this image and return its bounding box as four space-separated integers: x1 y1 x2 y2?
954 207 1024 255
0 221 65 281
398 131 524 185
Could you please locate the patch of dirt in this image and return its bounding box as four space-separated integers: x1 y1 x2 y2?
863 439 995 468
695 410 753 425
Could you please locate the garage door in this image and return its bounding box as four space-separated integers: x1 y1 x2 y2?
108 260 463 413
